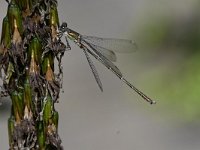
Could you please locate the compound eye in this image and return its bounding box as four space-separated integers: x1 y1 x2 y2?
60 22 67 32
62 22 67 28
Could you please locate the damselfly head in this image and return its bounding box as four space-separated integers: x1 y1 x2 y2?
59 22 68 33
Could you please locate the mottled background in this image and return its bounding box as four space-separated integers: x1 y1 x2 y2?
1 0 200 149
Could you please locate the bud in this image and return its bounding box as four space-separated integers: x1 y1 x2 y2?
28 37 42 63
24 76 34 112
43 95 53 125
49 4 60 41
7 0 23 36
42 53 55 82
28 37 42 74
11 91 24 120
37 121 46 149
0 16 11 49
8 116 15 147
49 4 59 27
42 53 54 75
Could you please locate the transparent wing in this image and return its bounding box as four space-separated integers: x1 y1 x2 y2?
81 35 137 53
87 42 117 62
82 47 103 92
84 41 123 78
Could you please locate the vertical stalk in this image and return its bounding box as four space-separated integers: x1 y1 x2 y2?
0 0 65 149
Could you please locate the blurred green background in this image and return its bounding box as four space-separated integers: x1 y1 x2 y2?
131 0 200 123
1 0 200 150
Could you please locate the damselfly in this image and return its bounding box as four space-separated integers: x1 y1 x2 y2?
58 22 156 105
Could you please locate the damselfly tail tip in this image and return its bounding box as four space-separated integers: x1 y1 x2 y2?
145 97 156 105
150 100 156 105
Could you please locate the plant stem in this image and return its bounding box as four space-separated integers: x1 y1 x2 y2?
0 0 65 149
